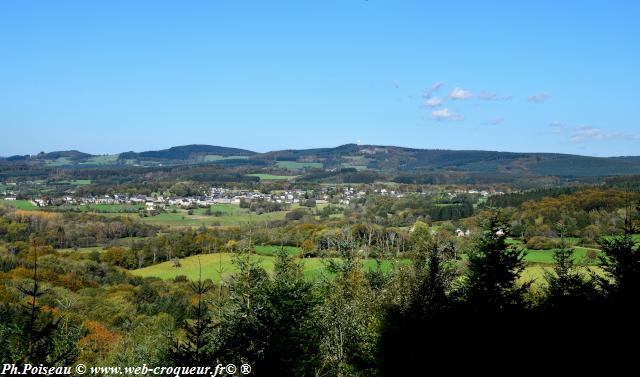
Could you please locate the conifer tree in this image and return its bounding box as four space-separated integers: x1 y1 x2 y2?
170 258 215 365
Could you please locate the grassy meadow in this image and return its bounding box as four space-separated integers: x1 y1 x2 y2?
276 161 323 170
131 252 409 282
139 204 288 227
246 173 297 181
0 199 39 210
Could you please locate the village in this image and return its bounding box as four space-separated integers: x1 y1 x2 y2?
1 181 501 211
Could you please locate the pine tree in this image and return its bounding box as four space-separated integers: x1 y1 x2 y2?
258 250 323 376
544 248 597 306
3 238 79 365
596 234 640 306
170 258 215 364
379 236 457 375
463 213 528 313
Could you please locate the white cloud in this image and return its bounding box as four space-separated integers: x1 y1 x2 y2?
528 92 551 103
432 108 464 121
450 87 473 100
424 97 443 107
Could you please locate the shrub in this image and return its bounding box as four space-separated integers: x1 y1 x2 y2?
174 275 188 283
526 236 562 250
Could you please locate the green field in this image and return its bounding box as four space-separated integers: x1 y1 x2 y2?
523 247 600 264
44 157 73 167
191 203 239 215
254 245 301 256
84 154 119 165
202 155 249 162
131 253 406 282
56 179 92 185
340 156 371 171
247 173 297 181
505 238 600 264
140 206 288 227
57 246 104 253
276 161 323 170
131 251 549 285
50 203 144 213
133 253 285 281
0 199 39 210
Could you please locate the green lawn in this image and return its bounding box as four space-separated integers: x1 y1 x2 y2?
246 173 297 181
0 199 39 210
276 161 323 170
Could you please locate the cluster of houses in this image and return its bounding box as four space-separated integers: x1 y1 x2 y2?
3 183 505 212
7 187 329 210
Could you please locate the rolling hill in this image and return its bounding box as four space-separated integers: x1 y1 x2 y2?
2 144 640 179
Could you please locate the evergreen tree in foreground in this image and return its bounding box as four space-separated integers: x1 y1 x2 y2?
543 248 598 310
170 259 216 365
463 212 528 313
596 233 640 306
378 226 457 375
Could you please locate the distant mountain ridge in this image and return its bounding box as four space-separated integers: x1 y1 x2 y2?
2 143 640 178
121 144 256 160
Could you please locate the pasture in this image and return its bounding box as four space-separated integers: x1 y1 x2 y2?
0 199 39 210
53 204 144 213
254 245 301 256
246 173 297 181
84 154 119 165
139 205 288 227
131 252 406 282
276 161 323 170
202 155 249 162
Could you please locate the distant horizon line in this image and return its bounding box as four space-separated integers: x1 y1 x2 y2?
2 143 637 159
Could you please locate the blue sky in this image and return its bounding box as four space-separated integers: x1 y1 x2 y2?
1 1 639 156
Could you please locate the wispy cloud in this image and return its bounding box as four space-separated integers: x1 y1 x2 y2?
570 126 606 142
423 97 443 107
528 92 551 103
478 91 513 101
550 121 569 134
450 87 473 100
423 81 445 98
550 122 640 143
483 117 504 125
432 108 464 121
430 82 444 93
